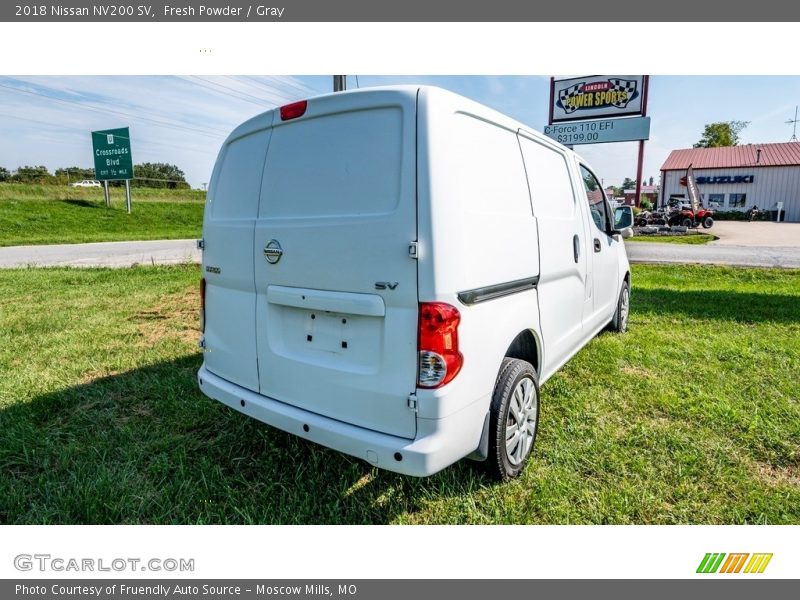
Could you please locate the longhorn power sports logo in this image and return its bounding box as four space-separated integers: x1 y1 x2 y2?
696 553 773 574
557 78 639 115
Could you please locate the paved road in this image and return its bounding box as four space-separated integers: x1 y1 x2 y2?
0 239 200 268
625 242 800 268
1 237 798 269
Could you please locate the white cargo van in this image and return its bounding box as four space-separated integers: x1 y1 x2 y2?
197 86 632 480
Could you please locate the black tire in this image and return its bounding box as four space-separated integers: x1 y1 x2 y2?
484 358 540 481
637 219 647 227
702 216 714 229
681 218 693 228
609 279 630 333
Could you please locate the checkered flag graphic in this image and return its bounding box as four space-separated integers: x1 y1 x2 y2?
608 78 638 108
558 83 582 114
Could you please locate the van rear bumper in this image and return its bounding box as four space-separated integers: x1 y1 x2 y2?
198 364 486 477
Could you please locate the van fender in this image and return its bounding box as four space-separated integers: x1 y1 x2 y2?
468 327 542 462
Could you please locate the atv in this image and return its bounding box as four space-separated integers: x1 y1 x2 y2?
666 198 714 229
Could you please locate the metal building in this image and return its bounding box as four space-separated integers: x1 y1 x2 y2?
660 142 800 221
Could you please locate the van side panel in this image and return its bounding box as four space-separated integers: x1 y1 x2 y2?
518 132 589 380
415 88 541 420
202 120 273 392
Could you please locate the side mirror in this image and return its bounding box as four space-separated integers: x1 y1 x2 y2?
614 206 634 230
611 227 634 240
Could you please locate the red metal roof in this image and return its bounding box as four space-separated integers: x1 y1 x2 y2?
661 142 800 170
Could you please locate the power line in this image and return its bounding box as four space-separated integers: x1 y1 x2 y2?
0 82 229 138
220 75 304 105
0 111 218 157
242 75 321 97
183 76 278 107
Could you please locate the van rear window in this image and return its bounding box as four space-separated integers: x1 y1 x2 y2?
260 107 403 218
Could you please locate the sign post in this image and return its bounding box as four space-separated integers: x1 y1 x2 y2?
91 127 134 213
633 76 650 208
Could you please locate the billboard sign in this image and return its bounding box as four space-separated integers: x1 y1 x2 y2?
550 75 646 123
91 127 134 180
542 116 650 146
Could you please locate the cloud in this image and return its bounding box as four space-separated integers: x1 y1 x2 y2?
0 75 314 186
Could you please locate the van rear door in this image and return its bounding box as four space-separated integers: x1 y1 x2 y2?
253 90 418 439
201 113 273 393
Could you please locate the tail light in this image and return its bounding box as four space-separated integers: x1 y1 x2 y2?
417 302 463 388
200 278 206 333
280 100 307 121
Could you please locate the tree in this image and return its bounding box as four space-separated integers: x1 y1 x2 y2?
131 162 190 189
55 166 95 184
639 198 653 211
648 176 654 186
694 121 750 148
0 167 10 182
621 177 636 190
10 165 54 184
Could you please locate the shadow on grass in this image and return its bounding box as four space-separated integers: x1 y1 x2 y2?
0 353 487 524
61 198 104 208
633 288 800 323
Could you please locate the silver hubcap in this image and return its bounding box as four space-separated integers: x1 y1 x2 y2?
620 288 629 329
505 376 537 466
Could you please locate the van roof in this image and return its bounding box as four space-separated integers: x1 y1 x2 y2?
223 85 579 160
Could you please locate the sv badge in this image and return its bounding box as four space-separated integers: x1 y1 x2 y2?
375 281 399 290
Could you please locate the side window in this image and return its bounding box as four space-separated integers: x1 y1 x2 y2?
580 165 610 233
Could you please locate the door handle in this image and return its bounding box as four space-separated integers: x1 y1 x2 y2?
594 238 602 253
573 234 580 263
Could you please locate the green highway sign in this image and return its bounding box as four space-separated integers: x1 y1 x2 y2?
92 127 134 180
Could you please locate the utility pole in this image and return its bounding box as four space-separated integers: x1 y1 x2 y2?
787 106 799 141
333 75 346 92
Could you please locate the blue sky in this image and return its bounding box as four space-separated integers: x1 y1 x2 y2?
1 75 800 188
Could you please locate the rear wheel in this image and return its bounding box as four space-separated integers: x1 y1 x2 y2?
609 279 630 333
484 358 539 481
681 218 693 228
702 216 714 229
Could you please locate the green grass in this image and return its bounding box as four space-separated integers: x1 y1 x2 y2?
627 234 717 245
0 264 798 524
0 183 204 246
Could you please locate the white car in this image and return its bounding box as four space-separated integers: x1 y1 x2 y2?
69 180 101 188
197 86 632 480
